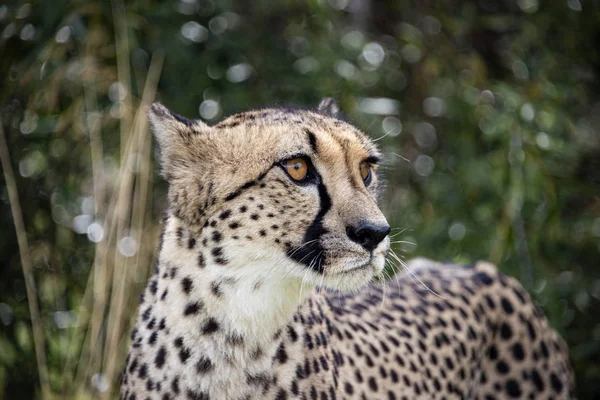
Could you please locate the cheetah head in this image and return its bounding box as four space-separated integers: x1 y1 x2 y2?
150 99 390 292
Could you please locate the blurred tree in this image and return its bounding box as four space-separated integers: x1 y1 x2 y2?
0 0 598 398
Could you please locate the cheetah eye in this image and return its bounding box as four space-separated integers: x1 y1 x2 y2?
359 162 372 186
281 157 309 182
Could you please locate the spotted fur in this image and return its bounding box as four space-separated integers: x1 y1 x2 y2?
120 100 575 399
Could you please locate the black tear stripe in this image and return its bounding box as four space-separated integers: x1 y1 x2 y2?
287 172 331 274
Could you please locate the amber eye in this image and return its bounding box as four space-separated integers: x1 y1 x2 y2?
359 162 372 184
282 157 309 181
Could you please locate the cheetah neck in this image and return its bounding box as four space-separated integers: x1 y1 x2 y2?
132 216 321 397
156 215 318 341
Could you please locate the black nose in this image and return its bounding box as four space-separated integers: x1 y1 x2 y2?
346 223 391 252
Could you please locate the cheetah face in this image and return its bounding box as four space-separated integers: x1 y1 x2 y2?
149 99 390 292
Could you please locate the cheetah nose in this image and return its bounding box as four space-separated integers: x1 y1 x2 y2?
346 223 391 252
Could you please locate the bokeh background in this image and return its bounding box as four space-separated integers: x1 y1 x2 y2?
1 0 599 398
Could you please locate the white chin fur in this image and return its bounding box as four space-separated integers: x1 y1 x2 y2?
229 236 390 295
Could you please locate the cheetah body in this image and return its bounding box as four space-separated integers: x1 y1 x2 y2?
121 101 574 400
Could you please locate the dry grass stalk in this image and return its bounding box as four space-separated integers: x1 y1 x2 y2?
112 0 133 159
102 52 164 391
0 119 51 399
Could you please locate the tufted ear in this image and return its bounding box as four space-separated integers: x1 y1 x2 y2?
148 102 209 180
317 97 341 117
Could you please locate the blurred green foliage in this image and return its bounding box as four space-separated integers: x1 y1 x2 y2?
0 0 599 398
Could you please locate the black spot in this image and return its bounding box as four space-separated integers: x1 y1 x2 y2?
202 318 219 334
275 389 287 400
197 253 205 268
368 376 378 391
149 280 158 295
128 358 139 373
496 360 510 374
511 343 525 361
505 379 521 397
181 277 193 294
174 337 184 347
186 389 209 400
500 323 513 340
148 331 158 345
488 345 498 360
215 257 228 265
512 286 527 304
138 363 148 378
287 325 299 342
196 356 213 373
219 210 231 219
310 386 318 399
179 347 191 363
147 317 156 330
531 369 545 391
500 297 514 314
473 272 493 286
154 346 166 368
250 214 260 220
550 372 563 393
184 301 202 316
211 231 222 243
210 282 222 297
171 376 180 394
320 356 329 371
540 341 549 358
275 343 288 364
355 369 363 383
212 247 223 257
229 222 240 229
344 382 354 395
187 237 196 249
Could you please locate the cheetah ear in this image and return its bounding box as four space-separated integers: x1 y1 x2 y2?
148 102 209 180
317 97 341 117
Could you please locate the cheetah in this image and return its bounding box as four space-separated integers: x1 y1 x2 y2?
121 99 575 399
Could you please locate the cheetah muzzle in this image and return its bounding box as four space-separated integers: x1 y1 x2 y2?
121 99 575 400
